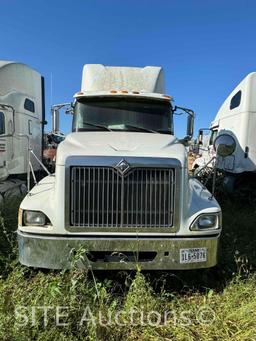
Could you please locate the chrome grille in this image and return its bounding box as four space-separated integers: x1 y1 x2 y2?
70 166 175 228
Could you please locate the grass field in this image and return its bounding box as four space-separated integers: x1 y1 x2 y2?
0 193 255 341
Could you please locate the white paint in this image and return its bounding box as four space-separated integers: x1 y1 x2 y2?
19 65 220 248
81 64 165 93
0 61 43 181
194 72 256 175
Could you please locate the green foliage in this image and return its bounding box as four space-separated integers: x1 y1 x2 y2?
0 196 255 340
0 198 21 275
218 196 256 277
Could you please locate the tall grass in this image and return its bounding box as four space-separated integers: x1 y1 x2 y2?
0 195 255 340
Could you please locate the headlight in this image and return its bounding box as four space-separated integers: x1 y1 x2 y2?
23 210 48 226
214 134 236 157
190 213 221 231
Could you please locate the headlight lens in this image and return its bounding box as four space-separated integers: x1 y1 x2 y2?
214 134 236 157
198 215 217 228
23 210 47 226
190 213 221 231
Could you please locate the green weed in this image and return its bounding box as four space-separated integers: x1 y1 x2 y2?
0 195 255 340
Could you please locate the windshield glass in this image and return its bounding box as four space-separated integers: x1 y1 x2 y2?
72 98 173 134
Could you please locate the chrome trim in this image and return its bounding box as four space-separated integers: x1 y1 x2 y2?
70 166 175 228
18 230 219 270
64 156 182 233
115 159 130 174
190 212 222 231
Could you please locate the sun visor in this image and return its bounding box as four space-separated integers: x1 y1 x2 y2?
81 64 165 94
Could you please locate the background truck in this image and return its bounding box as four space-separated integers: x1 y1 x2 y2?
0 61 45 202
191 128 216 175
193 72 256 190
18 64 221 270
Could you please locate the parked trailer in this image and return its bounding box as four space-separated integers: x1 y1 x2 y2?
0 61 45 201
18 64 221 270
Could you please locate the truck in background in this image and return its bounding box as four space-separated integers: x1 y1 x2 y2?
18 64 221 270
191 129 216 174
193 72 256 190
0 61 45 202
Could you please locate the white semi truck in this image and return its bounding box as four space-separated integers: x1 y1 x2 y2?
18 64 221 270
193 72 256 190
0 61 45 202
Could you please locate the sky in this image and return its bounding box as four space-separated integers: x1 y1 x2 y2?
0 0 256 138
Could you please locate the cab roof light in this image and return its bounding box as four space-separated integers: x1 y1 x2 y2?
162 94 171 99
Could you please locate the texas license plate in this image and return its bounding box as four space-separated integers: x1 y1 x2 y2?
180 248 207 264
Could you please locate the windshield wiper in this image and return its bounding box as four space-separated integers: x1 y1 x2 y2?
82 122 112 131
79 122 165 134
155 129 173 135
123 124 158 133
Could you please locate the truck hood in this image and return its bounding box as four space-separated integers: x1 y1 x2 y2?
56 132 186 166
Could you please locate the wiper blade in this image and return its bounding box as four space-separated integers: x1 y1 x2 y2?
82 122 112 131
123 124 158 133
155 129 173 134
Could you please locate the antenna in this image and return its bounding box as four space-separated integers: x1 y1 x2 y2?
50 72 53 106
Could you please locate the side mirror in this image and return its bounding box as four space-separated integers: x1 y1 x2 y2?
186 114 194 140
52 108 60 134
198 129 203 145
214 134 236 157
51 102 72 133
173 106 195 142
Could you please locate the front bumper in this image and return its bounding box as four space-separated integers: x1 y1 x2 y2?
17 231 220 270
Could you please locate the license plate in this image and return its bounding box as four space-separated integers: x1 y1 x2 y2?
180 248 207 264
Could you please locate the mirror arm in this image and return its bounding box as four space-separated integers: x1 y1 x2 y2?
51 102 72 134
174 105 195 117
173 105 195 142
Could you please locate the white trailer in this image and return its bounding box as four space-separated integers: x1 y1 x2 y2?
18 64 221 270
0 61 45 201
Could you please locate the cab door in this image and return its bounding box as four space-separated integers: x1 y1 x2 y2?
0 111 9 180
0 111 7 165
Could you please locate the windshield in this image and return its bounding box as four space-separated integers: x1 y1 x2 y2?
72 98 173 134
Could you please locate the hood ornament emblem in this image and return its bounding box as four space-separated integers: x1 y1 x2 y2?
115 159 130 175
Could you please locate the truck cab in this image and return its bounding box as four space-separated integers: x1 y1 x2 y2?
211 72 256 176
0 61 45 198
18 64 221 270
194 72 256 189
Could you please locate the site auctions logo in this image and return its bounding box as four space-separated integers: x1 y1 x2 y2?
15 305 216 328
